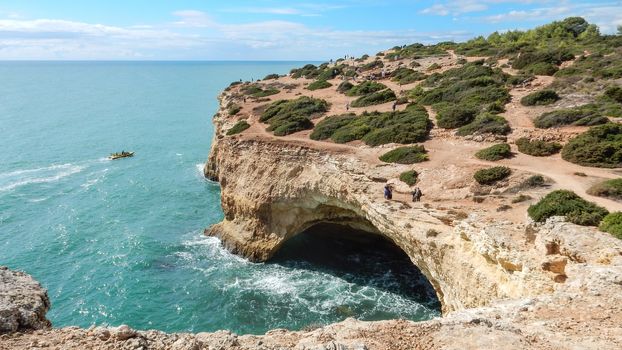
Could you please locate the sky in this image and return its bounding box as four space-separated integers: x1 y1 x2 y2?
0 0 620 60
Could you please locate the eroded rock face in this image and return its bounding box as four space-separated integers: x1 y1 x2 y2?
0 266 51 333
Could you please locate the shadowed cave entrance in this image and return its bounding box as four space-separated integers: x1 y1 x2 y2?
268 223 441 326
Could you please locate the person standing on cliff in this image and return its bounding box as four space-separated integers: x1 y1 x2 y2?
384 185 393 200
412 187 422 202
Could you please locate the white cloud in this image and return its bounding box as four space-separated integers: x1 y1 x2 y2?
222 7 302 15
171 10 214 27
420 0 555 16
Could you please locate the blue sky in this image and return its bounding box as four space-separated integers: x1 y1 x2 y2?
0 1 620 60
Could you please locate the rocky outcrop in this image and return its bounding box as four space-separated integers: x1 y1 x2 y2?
0 266 51 333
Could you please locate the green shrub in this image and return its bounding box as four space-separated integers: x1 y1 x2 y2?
427 63 441 71
361 60 384 71
511 48 574 70
346 81 387 96
515 138 562 156
599 212 622 239
522 62 559 76
290 64 319 78
311 104 431 145
456 113 511 136
524 175 546 187
241 84 280 98
528 190 608 226
475 143 512 161
350 89 397 107
587 178 622 201
534 104 607 128
228 104 241 116
309 114 356 140
337 81 354 93
412 62 510 114
561 123 622 167
226 120 250 135
520 90 560 106
379 145 428 164
391 67 427 84
307 80 332 91
263 73 280 80
435 104 477 129
399 170 419 186
604 86 622 103
474 166 512 185
512 194 532 203
261 97 329 136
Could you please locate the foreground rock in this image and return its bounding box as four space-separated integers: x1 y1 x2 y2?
0 266 50 333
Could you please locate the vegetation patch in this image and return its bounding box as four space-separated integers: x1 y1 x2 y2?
411 61 511 118
385 43 450 60
399 170 419 186
528 190 608 226
534 104 608 128
227 104 241 116
456 113 511 136
561 123 622 168
475 143 512 161
379 145 428 164
346 81 387 96
260 97 329 136
350 89 397 108
512 194 532 203
226 120 250 135
520 90 560 106
474 166 512 185
587 178 622 201
307 80 332 91
391 67 427 85
361 60 384 71
337 81 354 93
515 138 562 156
241 84 280 98
435 104 477 129
599 212 622 239
263 74 280 80
311 104 431 146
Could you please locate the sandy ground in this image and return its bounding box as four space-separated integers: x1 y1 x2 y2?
224 50 622 218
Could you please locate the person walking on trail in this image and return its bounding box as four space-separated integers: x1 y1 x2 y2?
412 187 422 202
346 103 350 111
392 101 397 112
384 185 393 200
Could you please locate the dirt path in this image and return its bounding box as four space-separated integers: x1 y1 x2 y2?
227 52 622 214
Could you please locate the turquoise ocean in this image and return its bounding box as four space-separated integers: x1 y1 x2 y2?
0 61 439 334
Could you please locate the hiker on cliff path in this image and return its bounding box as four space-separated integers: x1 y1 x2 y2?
384 185 393 200
412 188 422 202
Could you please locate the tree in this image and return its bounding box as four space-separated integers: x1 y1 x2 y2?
618 25 622 36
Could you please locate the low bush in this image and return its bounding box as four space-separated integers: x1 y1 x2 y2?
515 138 562 156
524 175 546 187
520 89 560 106
346 81 387 96
241 84 280 98
599 212 622 239
399 170 419 186
311 104 431 145
561 123 622 168
512 194 532 203
350 89 397 107
604 86 622 103
587 178 622 201
228 104 241 116
337 81 354 93
391 67 427 85
379 145 428 164
427 63 441 71
435 104 477 129
361 60 384 71
260 97 329 136
522 62 559 76
534 104 607 128
263 73 280 80
456 113 511 136
511 48 574 70
527 190 609 226
307 80 332 91
226 120 250 135
475 143 512 161
474 166 512 185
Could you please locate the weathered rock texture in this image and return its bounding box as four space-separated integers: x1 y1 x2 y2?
0 266 51 333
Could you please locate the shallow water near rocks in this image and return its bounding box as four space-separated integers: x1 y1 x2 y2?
0 61 440 334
